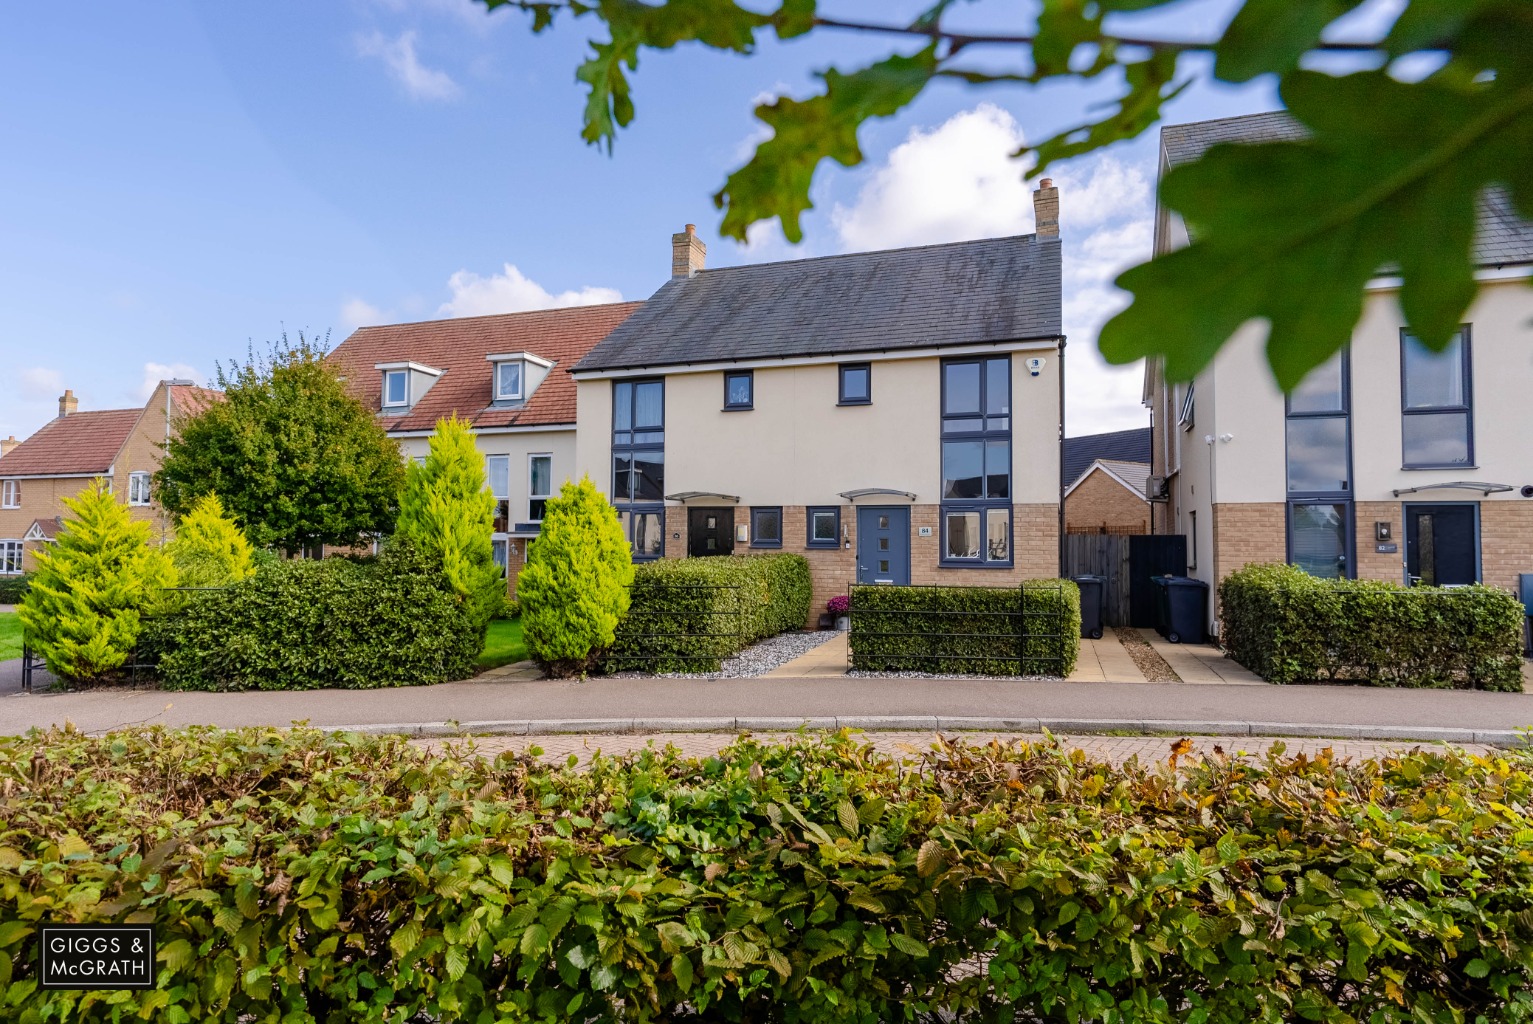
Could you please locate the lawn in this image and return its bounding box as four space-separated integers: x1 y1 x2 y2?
0 612 20 661
477 617 527 670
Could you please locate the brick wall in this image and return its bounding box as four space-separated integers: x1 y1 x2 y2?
1210 502 1286 583
1352 501 1402 583
1480 502 1533 594
1065 469 1149 535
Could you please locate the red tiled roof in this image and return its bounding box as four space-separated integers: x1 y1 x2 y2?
169 384 223 418
0 409 141 477
329 303 643 433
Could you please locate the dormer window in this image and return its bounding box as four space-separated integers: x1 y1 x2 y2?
485 352 553 406
495 361 523 401
375 361 443 412
383 370 408 407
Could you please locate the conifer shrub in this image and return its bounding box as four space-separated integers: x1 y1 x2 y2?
165 493 255 589
393 416 504 636
16 480 176 682
517 477 634 677
0 573 30 603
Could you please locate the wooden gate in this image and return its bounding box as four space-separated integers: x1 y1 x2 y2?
1063 534 1187 628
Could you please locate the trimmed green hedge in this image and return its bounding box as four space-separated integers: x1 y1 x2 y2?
141 543 480 690
605 553 811 673
1220 562 1524 690
9 727 1533 1023
0 573 30 604
849 580 1080 676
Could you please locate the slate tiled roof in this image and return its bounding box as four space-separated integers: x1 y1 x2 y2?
1161 112 1533 267
0 409 141 477
330 303 643 432
1063 427 1151 488
574 234 1063 373
1095 459 1151 497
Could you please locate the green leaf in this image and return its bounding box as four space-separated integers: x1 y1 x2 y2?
672 952 694 991
1215 0 1368 83
889 933 928 957
390 918 422 962
520 922 550 956
446 943 469 981
0 922 32 950
1465 957 1491 978
837 799 859 834
916 839 944 877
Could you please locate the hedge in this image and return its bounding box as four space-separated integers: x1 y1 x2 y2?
849 580 1080 676
0 573 30 604
141 543 481 690
605 553 811 673
1220 562 1524 690
8 727 1533 1023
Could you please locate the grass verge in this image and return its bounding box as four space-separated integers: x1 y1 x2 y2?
477 616 527 671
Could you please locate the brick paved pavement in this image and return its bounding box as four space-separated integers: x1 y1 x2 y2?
418 731 1494 767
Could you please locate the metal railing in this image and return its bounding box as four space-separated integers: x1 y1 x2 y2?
606 581 745 671
847 580 1071 677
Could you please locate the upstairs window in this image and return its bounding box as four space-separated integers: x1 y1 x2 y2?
1402 328 1473 468
528 454 551 522
723 370 753 410
839 364 871 405
0 480 18 509
383 369 408 408
128 472 152 506
940 356 1012 566
612 378 665 560
495 361 523 401
486 455 511 534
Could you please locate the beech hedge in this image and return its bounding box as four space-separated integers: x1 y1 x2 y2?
605 553 811 673
849 580 1080 676
7 727 1533 1022
1220 563 1524 690
142 544 480 690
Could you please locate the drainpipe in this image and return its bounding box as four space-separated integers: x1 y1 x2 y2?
1057 335 1067 577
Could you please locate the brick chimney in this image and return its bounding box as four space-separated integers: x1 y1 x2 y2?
1033 177 1059 238
0 435 18 458
671 223 706 279
58 389 78 418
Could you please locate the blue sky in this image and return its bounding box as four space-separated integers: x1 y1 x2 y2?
4 0 1395 443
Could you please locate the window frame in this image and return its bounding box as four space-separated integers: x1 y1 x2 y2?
1283 349 1352 499
0 539 22 574
1400 326 1474 470
838 363 872 406
1286 499 1355 582
0 480 18 509
127 471 152 506
938 355 1013 568
612 378 666 561
806 506 841 549
749 506 783 549
527 453 552 523
491 537 509 578
382 369 409 408
722 370 754 411
494 360 524 402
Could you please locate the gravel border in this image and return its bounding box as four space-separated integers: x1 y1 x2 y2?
1112 626 1180 682
608 630 840 680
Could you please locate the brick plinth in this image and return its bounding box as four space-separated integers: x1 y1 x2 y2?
1480 502 1533 594
1210 502 1285 583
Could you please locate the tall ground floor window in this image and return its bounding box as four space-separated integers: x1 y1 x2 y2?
618 507 664 559
1288 501 1352 579
0 540 22 574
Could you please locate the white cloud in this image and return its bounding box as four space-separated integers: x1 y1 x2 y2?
139 362 203 401
437 264 623 318
367 0 500 33
340 298 387 332
356 30 460 100
18 367 64 399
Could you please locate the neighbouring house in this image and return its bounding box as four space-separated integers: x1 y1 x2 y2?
1063 427 1151 535
1145 111 1533 635
570 184 1065 622
0 381 221 574
329 303 642 592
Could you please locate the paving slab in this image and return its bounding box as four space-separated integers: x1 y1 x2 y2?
1136 629 1266 685
765 631 848 677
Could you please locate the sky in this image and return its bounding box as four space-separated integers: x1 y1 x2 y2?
0 0 1399 444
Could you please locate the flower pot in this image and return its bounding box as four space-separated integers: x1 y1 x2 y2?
835 616 850 631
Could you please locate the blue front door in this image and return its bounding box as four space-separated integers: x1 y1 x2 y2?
856 506 910 585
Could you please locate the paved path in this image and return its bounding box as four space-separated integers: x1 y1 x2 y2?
1137 629 1267 684
420 731 1496 767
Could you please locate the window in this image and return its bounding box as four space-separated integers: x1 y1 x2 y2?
383 369 408 408
940 356 1011 565
613 379 665 559
723 371 753 410
0 480 18 509
750 507 782 548
495 361 523 401
839 364 871 405
1177 384 1195 431
486 454 511 534
0 540 22 574
1401 328 1472 468
1286 350 1353 578
128 471 152 506
806 506 840 548
491 538 509 578
528 454 551 522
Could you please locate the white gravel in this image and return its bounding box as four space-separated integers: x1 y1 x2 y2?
610 630 840 680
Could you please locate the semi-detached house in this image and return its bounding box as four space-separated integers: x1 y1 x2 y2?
570 183 1066 621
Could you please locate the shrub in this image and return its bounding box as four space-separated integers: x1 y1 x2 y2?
144 543 479 690
393 416 504 636
605 552 812 673
849 580 1079 676
166 493 256 588
1220 562 1524 690
9 727 1533 1024
16 480 176 682
0 573 30 603
518 477 634 677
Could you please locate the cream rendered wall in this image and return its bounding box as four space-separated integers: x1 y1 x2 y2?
395 428 576 524
573 351 1060 506
1205 325 1289 506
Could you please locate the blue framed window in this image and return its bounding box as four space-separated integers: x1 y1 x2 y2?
940 356 1012 566
839 364 871 406
613 379 665 560
1401 327 1473 469
750 506 782 548
806 506 840 548
1285 349 1353 579
723 370 753 410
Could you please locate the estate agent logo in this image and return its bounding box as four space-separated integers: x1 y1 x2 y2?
38 924 156 990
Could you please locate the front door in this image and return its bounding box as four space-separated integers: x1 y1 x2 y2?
687 507 735 558
856 506 910 585
1405 504 1478 586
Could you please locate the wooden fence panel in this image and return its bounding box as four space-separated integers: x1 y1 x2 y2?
1064 534 1184 627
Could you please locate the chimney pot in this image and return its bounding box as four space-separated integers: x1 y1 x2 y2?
671 223 707 279
1033 178 1060 238
1039 177 1053 188
58 389 78 418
